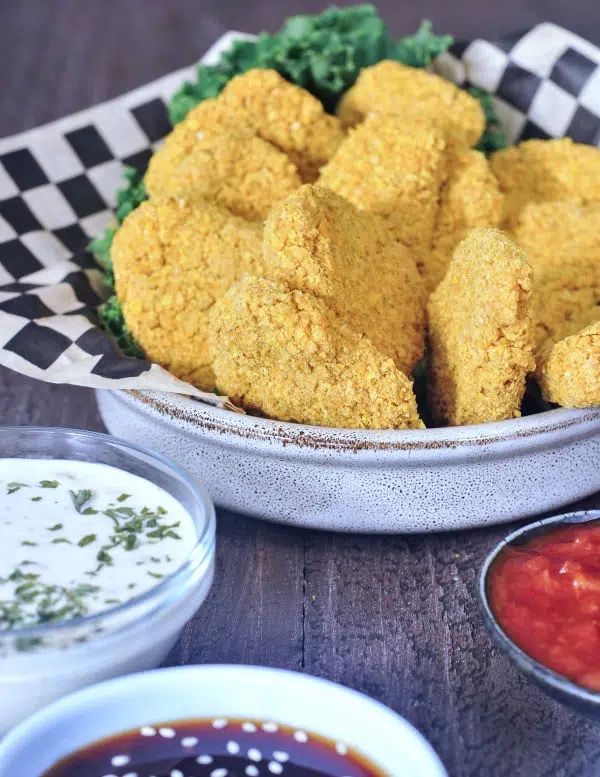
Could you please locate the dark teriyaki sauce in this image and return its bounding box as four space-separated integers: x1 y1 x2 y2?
41 717 388 777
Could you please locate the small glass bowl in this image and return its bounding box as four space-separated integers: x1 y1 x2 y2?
478 510 600 723
0 426 216 735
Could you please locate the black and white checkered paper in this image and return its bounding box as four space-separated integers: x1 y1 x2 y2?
0 24 599 403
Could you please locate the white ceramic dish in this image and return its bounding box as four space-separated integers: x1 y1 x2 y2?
97 389 600 533
0 427 216 736
0 664 448 777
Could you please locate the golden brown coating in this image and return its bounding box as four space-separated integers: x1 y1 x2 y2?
318 114 447 269
534 266 600 371
427 228 536 426
220 69 344 181
145 98 241 198
336 60 485 148
209 276 424 429
263 184 426 374
146 69 343 195
490 139 600 228
510 200 600 366
426 149 504 292
144 130 301 220
111 196 263 390
539 322 600 408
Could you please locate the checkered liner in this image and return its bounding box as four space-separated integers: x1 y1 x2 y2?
0 24 599 402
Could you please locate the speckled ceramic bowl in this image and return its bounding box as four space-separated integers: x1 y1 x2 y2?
478 510 600 723
96 389 600 533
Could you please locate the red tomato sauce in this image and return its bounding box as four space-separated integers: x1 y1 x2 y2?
488 521 600 692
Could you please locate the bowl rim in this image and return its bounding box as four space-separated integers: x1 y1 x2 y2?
0 663 448 777
117 388 600 454
478 509 600 705
0 425 216 642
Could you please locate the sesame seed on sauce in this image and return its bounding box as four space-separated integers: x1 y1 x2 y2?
40 717 386 776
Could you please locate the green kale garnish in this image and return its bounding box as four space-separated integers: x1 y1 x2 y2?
168 66 231 125
97 295 144 359
390 20 454 68
169 7 454 119
89 224 116 289
115 166 148 223
469 87 508 154
89 167 147 290
90 167 147 358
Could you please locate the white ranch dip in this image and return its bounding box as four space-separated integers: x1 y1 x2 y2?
0 459 198 632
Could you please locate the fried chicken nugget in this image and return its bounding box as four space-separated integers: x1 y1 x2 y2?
510 200 600 366
490 139 600 227
263 184 426 374
426 149 504 292
111 195 263 390
220 69 344 182
336 60 485 148
539 322 600 408
145 129 301 221
318 114 447 270
145 98 241 196
534 265 600 372
427 228 536 426
146 69 343 195
209 276 424 429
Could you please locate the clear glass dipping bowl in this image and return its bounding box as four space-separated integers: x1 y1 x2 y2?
0 426 216 736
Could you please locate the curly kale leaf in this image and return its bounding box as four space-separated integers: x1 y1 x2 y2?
390 20 454 68
168 65 232 125
469 87 508 154
88 167 147 290
97 295 144 359
114 166 147 223
88 224 116 288
168 6 453 118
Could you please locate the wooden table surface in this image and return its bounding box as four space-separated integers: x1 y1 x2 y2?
2 2 600 775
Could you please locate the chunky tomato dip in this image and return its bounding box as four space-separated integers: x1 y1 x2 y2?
488 521 600 691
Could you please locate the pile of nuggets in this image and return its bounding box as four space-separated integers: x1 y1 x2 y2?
111 62 600 430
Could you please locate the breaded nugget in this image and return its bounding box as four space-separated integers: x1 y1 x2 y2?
511 199 600 275
145 98 242 197
209 276 424 429
336 60 485 148
111 196 263 390
490 139 600 227
427 228 536 426
510 200 600 365
145 129 301 220
146 70 343 194
220 69 344 181
426 149 504 292
263 184 426 374
318 115 447 270
539 322 600 408
534 265 600 370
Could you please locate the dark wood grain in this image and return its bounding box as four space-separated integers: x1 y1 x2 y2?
2 2 600 775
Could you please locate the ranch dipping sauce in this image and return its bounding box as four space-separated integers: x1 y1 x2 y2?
0 458 198 651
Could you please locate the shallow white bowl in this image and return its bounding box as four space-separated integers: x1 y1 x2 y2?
0 664 447 777
0 427 215 736
97 389 600 533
